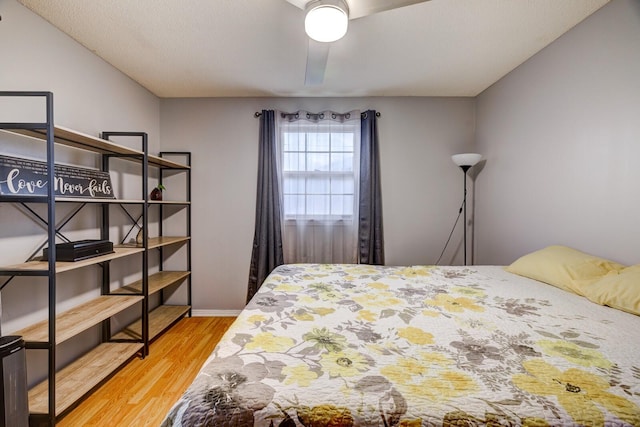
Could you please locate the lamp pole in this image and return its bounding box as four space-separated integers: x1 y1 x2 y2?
460 165 470 266
451 153 481 267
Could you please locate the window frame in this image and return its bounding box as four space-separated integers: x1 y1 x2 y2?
279 124 359 222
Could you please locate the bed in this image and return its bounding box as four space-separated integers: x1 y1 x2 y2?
161 263 640 426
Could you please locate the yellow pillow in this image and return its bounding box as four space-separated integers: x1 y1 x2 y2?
505 245 625 294
581 265 640 316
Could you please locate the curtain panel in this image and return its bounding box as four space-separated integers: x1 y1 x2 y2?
247 110 284 303
359 110 385 265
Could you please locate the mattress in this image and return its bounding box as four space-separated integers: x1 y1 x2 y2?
161 264 640 426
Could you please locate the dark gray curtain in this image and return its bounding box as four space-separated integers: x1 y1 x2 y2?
359 110 385 264
247 110 284 303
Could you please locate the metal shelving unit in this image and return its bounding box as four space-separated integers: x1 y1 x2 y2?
100 135 192 355
0 92 192 426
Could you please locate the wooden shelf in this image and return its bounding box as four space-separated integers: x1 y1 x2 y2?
0 197 189 205
0 246 144 274
56 197 145 204
113 271 190 295
148 200 190 205
0 196 147 205
112 305 190 341
58 198 190 205
1 126 188 169
0 194 49 203
28 342 142 416
16 295 143 344
148 236 190 249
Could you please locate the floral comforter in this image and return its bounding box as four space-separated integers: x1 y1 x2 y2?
161 265 640 426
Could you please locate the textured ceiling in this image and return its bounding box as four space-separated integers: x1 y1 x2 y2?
18 0 610 98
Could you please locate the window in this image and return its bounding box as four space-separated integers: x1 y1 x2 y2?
281 124 358 221
277 111 361 264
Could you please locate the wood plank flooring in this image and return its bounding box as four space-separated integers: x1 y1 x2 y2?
56 316 236 427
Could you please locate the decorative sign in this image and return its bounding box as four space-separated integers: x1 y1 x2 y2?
0 155 115 198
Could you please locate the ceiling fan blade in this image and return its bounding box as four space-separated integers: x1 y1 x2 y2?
284 0 307 10
304 39 330 85
348 0 430 19
285 0 430 19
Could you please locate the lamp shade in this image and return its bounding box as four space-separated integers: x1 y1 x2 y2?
305 0 349 43
452 153 482 167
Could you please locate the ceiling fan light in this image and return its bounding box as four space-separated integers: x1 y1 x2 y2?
305 0 349 43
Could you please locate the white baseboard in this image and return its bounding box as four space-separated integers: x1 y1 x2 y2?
191 309 242 317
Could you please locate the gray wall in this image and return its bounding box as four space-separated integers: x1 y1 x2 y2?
160 97 475 311
0 0 160 384
475 0 640 266
0 1 160 146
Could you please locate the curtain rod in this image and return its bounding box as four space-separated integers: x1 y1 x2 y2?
254 111 381 118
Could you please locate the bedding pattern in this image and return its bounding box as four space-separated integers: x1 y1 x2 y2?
161 265 640 426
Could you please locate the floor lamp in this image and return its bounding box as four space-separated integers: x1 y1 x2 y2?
451 153 482 265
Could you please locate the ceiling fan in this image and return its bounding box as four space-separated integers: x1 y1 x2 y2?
285 0 430 85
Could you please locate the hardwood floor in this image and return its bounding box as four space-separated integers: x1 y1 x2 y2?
56 316 236 426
